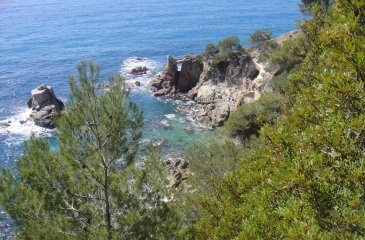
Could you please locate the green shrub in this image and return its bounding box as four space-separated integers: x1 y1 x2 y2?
203 36 245 66
258 40 279 62
223 92 284 141
187 141 243 193
211 51 233 68
195 1 365 238
248 29 273 45
217 36 241 53
272 67 300 94
204 43 219 58
270 36 305 73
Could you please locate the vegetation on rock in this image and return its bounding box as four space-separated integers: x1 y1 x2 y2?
300 0 334 14
203 36 245 66
223 92 284 142
248 29 273 46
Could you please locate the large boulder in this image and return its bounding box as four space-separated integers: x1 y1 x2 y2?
27 84 64 128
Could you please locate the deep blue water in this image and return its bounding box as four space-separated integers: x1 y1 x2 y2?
0 0 302 237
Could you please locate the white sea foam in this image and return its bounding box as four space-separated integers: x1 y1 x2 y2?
120 57 160 88
0 108 53 145
164 113 176 120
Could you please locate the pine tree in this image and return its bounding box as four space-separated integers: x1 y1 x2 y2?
0 62 179 239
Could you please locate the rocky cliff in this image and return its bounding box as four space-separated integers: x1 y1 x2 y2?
148 53 265 128
148 30 300 128
148 55 203 96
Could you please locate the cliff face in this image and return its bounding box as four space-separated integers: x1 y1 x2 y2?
148 56 203 96
148 49 276 128
192 54 261 127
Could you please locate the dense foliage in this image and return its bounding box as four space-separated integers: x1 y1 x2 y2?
270 36 306 74
0 62 180 239
194 1 365 238
203 36 245 66
300 0 334 13
223 92 284 142
248 29 273 45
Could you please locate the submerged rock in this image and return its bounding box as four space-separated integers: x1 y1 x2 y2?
184 126 194 134
27 84 64 128
152 137 165 147
130 66 149 75
158 119 172 129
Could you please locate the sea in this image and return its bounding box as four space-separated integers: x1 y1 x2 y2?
0 0 302 238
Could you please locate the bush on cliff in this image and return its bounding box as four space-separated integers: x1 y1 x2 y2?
270 36 306 74
300 0 333 14
195 1 365 238
248 29 279 62
223 92 284 141
203 36 245 66
248 29 273 46
187 141 244 194
217 36 242 53
204 43 219 58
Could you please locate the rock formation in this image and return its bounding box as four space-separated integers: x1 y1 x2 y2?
130 66 149 75
148 31 300 128
191 54 260 127
148 55 203 97
164 158 189 188
27 84 64 128
149 53 261 128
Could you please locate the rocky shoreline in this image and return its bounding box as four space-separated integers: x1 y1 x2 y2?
147 30 301 128
147 54 263 128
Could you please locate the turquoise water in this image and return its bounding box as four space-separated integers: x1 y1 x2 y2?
0 0 302 237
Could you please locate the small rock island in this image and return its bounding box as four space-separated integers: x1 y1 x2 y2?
27 84 65 128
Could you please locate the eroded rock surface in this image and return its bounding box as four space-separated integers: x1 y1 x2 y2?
164 158 189 188
148 55 203 97
149 53 262 128
130 66 149 75
27 84 64 128
148 31 301 128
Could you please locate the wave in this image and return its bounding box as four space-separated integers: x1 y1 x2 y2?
0 108 54 146
120 57 160 88
164 113 176 120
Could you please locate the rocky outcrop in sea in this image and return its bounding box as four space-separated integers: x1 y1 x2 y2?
27 84 64 128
